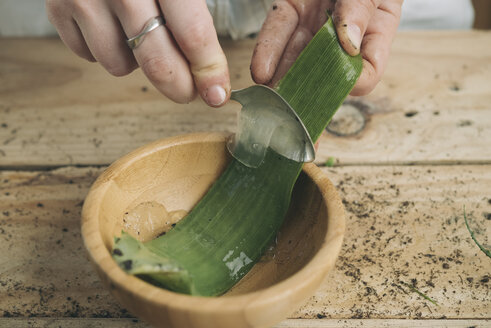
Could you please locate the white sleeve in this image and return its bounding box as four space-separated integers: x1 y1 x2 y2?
0 0 273 38
207 0 273 40
0 0 57 37
0 0 475 37
399 0 474 30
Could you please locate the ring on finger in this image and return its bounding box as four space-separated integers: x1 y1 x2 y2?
126 16 165 49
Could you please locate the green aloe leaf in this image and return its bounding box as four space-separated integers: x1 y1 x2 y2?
113 17 362 296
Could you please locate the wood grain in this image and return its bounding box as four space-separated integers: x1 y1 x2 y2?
1 31 490 167
1 318 489 328
0 318 150 328
317 31 491 165
0 38 244 167
276 319 491 328
295 165 491 319
1 165 489 321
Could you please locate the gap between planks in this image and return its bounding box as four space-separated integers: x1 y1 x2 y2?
2 159 491 172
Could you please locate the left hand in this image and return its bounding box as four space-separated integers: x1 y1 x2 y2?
46 0 231 107
250 0 404 96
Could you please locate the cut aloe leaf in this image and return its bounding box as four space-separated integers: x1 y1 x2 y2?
113 17 362 296
113 231 194 294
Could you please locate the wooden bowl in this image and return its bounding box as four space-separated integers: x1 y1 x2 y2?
81 132 345 328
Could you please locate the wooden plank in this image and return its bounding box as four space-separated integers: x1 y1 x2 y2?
0 318 149 328
0 318 489 328
1 32 491 167
317 30 491 165
276 319 491 328
294 165 491 319
0 167 127 318
0 165 489 319
0 38 246 167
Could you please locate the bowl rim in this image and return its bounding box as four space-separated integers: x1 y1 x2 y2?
81 132 345 315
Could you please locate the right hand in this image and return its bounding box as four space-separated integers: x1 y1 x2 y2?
251 0 403 96
46 0 231 107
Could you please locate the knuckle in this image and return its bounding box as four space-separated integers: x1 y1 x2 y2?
140 56 175 85
191 59 227 76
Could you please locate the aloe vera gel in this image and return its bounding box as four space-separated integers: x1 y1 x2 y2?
112 17 362 296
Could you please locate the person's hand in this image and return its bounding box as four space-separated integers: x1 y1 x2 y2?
251 0 403 96
46 0 230 107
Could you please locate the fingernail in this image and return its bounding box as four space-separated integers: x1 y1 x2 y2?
206 85 227 107
346 24 362 51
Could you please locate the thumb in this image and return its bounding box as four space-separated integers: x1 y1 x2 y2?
158 0 231 107
190 51 230 108
333 0 382 56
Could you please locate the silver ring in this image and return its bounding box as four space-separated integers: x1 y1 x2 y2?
126 16 165 50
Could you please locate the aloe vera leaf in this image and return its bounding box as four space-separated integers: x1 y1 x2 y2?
113 17 362 296
276 18 362 140
113 231 194 294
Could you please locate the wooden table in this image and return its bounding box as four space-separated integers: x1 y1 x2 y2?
1 31 490 327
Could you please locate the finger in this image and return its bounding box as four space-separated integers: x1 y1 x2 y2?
251 0 298 85
72 1 137 76
333 0 382 56
54 19 96 62
111 0 196 103
46 0 95 62
351 0 403 96
158 0 230 107
287 0 328 32
268 26 312 87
